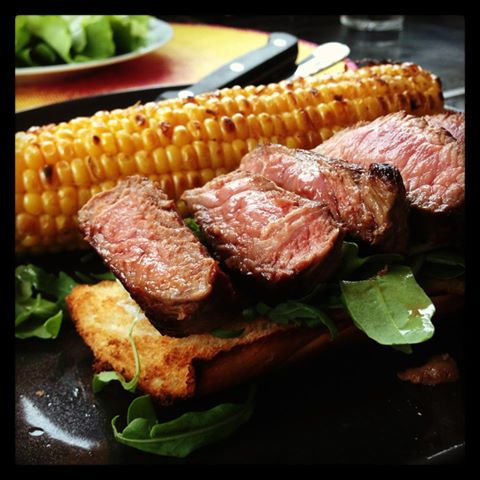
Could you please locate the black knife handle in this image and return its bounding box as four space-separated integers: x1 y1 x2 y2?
158 32 298 100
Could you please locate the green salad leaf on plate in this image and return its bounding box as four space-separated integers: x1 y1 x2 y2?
15 15 158 67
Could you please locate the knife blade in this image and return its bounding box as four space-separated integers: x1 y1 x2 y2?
157 32 298 100
289 42 350 79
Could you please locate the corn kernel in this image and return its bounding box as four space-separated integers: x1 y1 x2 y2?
78 188 91 208
23 193 43 215
71 158 90 186
41 191 61 215
23 169 42 193
208 141 224 169
101 132 118 155
193 141 210 169
58 186 78 215
40 140 59 165
39 214 56 236
135 150 155 175
85 156 105 182
117 131 136 155
180 145 198 170
173 125 193 147
24 144 45 169
116 152 137 176
200 168 215 184
152 148 169 174
98 154 120 180
16 213 39 235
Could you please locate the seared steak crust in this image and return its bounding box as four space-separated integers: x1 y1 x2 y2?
240 144 409 253
182 170 344 296
314 111 465 215
78 176 236 337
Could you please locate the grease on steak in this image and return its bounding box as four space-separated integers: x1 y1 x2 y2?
397 353 460 385
240 144 408 253
78 176 236 337
181 170 344 295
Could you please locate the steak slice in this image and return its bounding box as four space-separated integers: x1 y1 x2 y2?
424 111 465 143
78 176 237 337
314 111 465 215
181 170 344 296
240 144 408 253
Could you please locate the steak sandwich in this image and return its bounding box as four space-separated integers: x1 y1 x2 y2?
68 111 465 406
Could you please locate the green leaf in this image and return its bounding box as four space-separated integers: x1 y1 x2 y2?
127 394 158 425
340 265 435 346
15 16 31 53
15 310 63 340
337 241 404 279
31 42 58 65
424 249 464 268
62 15 87 53
392 344 413 354
210 328 245 339
91 271 117 281
243 299 337 339
268 301 337 339
108 15 150 54
184 217 204 242
74 16 115 61
15 264 78 340
15 295 58 327
92 315 141 393
420 248 465 279
112 387 255 458
25 15 72 62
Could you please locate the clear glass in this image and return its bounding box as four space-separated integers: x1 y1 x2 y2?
340 15 404 32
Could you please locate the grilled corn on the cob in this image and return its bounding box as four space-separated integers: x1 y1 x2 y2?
15 62 444 254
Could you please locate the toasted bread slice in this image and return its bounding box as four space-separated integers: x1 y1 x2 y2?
67 281 359 404
67 281 463 405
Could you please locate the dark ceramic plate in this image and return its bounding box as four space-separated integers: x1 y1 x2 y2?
15 93 465 465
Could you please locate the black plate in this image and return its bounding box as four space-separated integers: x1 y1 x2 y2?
15 94 465 465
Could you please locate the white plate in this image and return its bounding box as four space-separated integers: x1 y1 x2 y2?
15 17 173 85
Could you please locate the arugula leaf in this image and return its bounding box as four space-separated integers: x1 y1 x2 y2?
244 301 337 339
15 265 78 340
210 328 245 339
337 241 404 279
16 311 63 340
92 316 141 393
112 386 255 458
340 265 435 346
184 217 205 242
421 248 465 279
392 344 413 354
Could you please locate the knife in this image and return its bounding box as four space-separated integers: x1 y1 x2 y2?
289 42 350 79
157 32 298 100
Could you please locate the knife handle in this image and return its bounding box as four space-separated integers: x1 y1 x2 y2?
158 32 298 100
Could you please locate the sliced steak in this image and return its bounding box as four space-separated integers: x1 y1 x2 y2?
240 144 408 253
314 111 465 247
424 111 465 143
181 170 344 296
78 175 237 337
